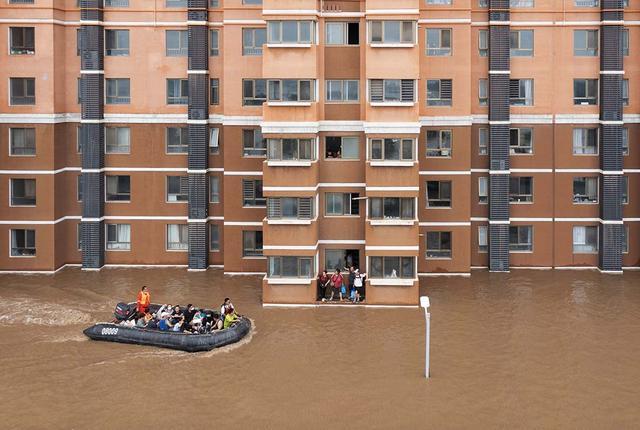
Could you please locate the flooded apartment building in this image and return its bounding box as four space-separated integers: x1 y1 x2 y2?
0 0 638 304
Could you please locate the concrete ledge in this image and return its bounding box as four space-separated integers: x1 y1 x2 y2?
263 303 419 309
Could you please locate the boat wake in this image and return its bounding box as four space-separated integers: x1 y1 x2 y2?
0 298 92 327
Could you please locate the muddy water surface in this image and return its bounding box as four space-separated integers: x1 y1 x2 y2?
0 269 639 429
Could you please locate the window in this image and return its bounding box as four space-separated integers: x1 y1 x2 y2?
426 130 452 157
510 0 534 6
573 226 598 253
509 128 533 154
509 177 533 202
10 178 36 206
479 0 488 6
478 177 488 204
167 224 188 250
77 175 83 201
426 29 451 56
478 30 488 57
166 30 188 56
105 127 130 154
10 27 35 55
573 177 598 203
210 30 219 56
105 175 130 202
243 28 266 55
210 78 220 105
210 224 220 251
369 197 415 220
426 79 452 106
479 128 488 155
209 176 220 203
573 79 598 105
509 226 533 251
10 229 35 257
267 138 314 161
10 78 35 105
369 138 414 161
77 77 82 104
622 176 629 204
267 21 313 44
510 30 534 56
574 30 598 56
106 0 130 6
209 128 220 154
243 0 263 4
572 128 598 155
77 224 82 251
167 79 188 104
426 232 452 258
369 21 415 44
326 80 359 102
325 193 360 216
243 231 263 257
478 225 488 252
106 224 131 250
105 29 129 56
325 22 359 45
267 197 314 220
268 79 314 102
427 0 452 3
166 0 186 5
243 79 267 106
10 128 35 156
623 79 629 106
325 250 360 271
243 129 266 157
268 256 313 278
575 0 598 6
509 79 534 106
166 176 188 202
105 78 130 104
369 256 415 279
479 79 488 106
427 181 452 208
369 79 415 103
325 136 359 159
622 128 629 156
622 226 629 253
622 29 629 56
242 179 265 207
166 127 188 154
76 29 81 56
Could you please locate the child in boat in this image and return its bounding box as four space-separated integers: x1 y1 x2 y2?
223 309 239 329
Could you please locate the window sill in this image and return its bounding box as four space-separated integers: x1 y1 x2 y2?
369 161 416 167
370 102 415 107
324 215 361 219
369 278 416 286
9 255 36 259
267 219 313 225
370 43 415 48
368 219 416 226
267 161 313 167
323 158 360 162
267 277 313 285
267 102 312 107
166 249 188 252
325 101 361 105
509 250 533 254
509 201 534 205
426 257 452 260
106 248 131 252
572 202 598 205
265 43 312 49
243 256 266 260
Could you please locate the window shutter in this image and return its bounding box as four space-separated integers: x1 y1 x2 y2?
509 79 520 98
370 80 383 102
401 80 415 102
209 127 220 149
298 198 313 219
179 176 189 196
440 80 452 100
268 198 281 218
242 180 255 203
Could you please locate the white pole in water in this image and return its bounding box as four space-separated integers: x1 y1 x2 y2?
420 296 431 379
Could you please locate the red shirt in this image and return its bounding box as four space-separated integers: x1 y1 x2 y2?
331 274 343 288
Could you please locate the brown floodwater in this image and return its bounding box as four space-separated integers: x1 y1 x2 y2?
0 268 639 429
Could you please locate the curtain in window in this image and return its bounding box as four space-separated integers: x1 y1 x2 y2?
573 226 586 245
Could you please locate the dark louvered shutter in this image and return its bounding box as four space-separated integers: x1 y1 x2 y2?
440 79 452 103
370 80 383 102
401 80 415 102
268 198 281 218
509 79 520 99
242 179 254 205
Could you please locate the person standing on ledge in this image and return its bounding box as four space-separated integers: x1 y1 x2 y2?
136 286 151 314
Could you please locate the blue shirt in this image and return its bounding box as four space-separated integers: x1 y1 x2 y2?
158 319 169 331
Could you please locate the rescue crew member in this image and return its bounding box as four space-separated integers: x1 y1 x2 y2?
137 286 151 314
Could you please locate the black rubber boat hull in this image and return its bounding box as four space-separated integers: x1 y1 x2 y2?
83 318 251 352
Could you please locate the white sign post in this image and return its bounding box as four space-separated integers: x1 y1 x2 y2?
420 296 431 379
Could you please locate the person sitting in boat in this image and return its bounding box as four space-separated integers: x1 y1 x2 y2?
154 304 172 320
184 304 196 326
220 298 234 320
135 312 147 328
136 311 153 328
171 316 186 332
190 308 206 332
170 305 184 325
136 286 151 315
223 309 240 329
158 314 171 331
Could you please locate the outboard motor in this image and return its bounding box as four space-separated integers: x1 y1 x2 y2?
114 302 136 321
